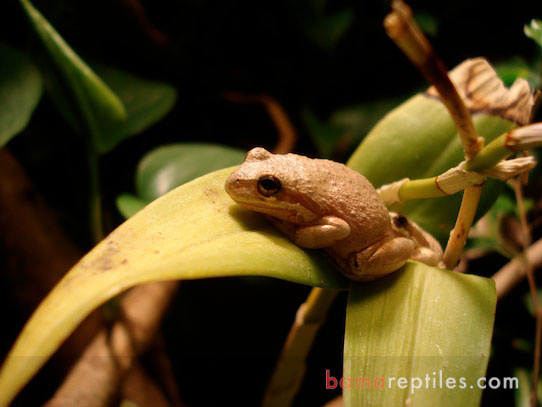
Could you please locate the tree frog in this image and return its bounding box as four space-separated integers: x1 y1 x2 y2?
225 148 442 281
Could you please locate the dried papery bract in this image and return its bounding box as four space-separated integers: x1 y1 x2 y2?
426 58 536 127
385 0 537 269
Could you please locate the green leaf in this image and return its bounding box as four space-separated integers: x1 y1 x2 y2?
303 98 402 158
348 93 516 243
136 143 246 201
93 64 177 137
0 43 43 146
116 193 149 219
0 167 348 406
301 109 344 158
19 0 126 154
525 19 542 48
495 58 540 89
344 262 496 406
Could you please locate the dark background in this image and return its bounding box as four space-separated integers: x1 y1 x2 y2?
1 0 541 405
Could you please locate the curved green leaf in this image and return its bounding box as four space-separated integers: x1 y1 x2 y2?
19 0 126 154
115 193 149 219
344 262 496 406
0 167 347 406
348 93 516 242
0 43 43 146
136 143 246 200
93 64 177 138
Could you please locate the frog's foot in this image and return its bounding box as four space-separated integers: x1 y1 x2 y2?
411 247 441 267
346 236 416 281
390 212 443 267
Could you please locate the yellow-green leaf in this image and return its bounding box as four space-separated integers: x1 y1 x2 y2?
343 262 496 406
0 167 346 406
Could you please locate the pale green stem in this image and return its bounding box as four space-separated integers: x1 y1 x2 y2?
395 132 524 203
397 178 447 201
463 134 511 172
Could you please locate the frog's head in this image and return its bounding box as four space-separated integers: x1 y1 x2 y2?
225 147 320 224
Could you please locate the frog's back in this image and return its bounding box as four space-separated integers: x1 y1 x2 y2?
310 158 392 249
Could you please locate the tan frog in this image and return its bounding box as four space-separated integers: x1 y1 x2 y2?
225 148 442 281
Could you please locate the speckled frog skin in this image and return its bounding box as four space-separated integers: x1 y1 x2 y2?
225 147 442 281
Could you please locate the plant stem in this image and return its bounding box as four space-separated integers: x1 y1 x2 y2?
533 310 542 407
492 239 542 299
394 168 484 202
463 134 512 172
398 178 447 200
222 92 298 154
262 287 338 407
385 0 485 269
512 178 540 406
442 186 483 269
384 0 482 160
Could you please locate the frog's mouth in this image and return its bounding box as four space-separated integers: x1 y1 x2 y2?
233 199 299 221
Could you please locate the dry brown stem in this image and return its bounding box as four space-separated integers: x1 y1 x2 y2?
121 360 171 407
0 148 103 383
119 0 169 47
493 239 542 299
383 0 487 270
512 178 540 407
0 149 178 406
46 281 179 407
222 92 298 154
384 0 482 159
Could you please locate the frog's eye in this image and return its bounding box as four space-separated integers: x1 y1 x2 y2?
257 175 281 196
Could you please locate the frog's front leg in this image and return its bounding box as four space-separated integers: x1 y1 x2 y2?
270 216 351 249
346 236 416 281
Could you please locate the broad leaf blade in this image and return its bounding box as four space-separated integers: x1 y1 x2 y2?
0 43 43 146
93 64 177 137
115 193 149 219
19 0 126 154
136 143 246 200
0 167 346 406
348 93 515 242
344 262 496 406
